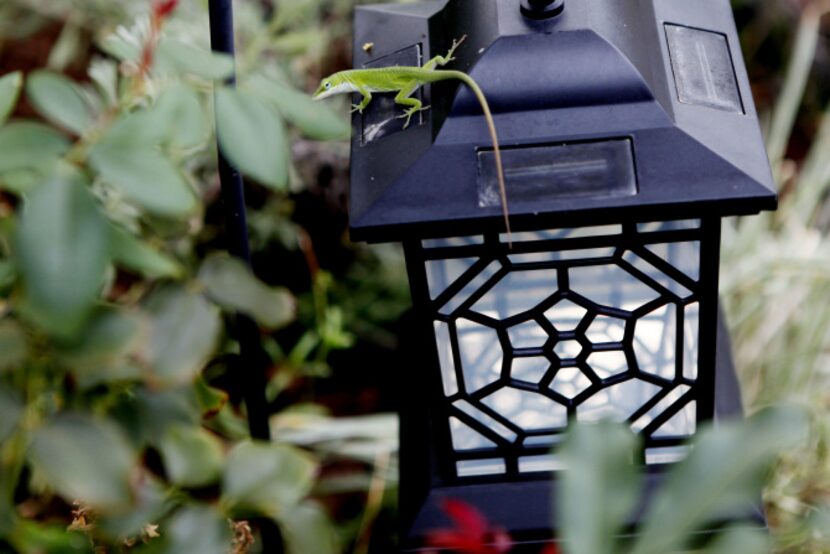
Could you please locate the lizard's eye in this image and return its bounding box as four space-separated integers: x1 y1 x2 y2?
324 82 332 90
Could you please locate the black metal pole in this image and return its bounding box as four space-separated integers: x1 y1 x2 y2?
208 0 271 445
207 2 284 551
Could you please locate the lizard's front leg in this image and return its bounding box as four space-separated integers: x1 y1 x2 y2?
421 34 467 70
351 87 373 113
393 85 428 129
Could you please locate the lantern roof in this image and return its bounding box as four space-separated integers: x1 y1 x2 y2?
349 0 777 242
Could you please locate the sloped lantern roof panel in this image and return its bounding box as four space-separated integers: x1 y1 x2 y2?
349 0 777 242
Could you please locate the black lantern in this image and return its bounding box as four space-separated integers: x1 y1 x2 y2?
349 0 776 548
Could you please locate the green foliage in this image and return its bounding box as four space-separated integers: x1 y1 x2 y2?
0 122 70 175
558 407 808 554
26 70 94 135
199 254 296 329
215 87 289 190
221 441 318 519
158 425 224 488
558 421 640 554
155 39 236 81
0 386 23 443
110 225 184 279
142 286 222 386
15 174 110 339
0 71 22 126
247 74 350 140
9 520 92 553
0 0 411 551
89 139 199 217
724 4 830 551
151 505 232 554
29 414 137 510
279 501 340 554
0 322 27 373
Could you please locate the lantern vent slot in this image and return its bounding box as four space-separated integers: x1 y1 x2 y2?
518 455 566 473
645 445 691 465
665 24 743 113
638 220 701 233
457 459 507 477
477 139 637 208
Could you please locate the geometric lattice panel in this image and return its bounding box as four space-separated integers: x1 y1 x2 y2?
420 221 704 477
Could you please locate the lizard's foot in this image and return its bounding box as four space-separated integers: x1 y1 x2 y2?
446 34 468 62
397 106 430 129
350 104 364 114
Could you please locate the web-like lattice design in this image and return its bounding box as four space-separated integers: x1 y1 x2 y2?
418 221 707 478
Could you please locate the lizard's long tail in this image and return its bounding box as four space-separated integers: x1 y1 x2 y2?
441 70 511 244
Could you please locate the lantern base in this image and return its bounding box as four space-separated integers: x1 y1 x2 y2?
399 311 763 551
402 471 765 551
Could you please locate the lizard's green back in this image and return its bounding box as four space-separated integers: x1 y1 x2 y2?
337 67 462 91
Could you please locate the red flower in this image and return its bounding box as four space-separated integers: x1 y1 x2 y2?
153 0 178 19
425 498 513 554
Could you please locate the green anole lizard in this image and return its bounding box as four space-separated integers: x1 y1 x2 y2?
312 36 511 240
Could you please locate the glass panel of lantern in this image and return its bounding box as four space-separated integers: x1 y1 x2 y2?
410 218 715 478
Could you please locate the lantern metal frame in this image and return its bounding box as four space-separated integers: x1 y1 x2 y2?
396 218 749 546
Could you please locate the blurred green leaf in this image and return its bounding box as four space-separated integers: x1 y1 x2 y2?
142 286 221 386
0 385 23 443
320 305 354 350
100 477 169 539
89 142 198 218
705 526 772 554
194 377 228 419
806 506 830 547
247 74 349 140
215 87 288 190
111 386 201 448
26 70 93 135
29 414 136 509
15 175 110 339
272 29 327 57
0 320 27 373
558 420 640 554
0 259 15 289
48 22 83 72
100 110 166 146
88 58 118 108
158 425 224 488
199 254 295 329
279 501 339 554
111 226 183 279
0 122 70 174
766 8 822 175
99 32 140 63
630 406 808 554
0 169 42 194
156 505 232 554
222 441 317 518
59 307 145 387
0 71 23 127
155 85 208 149
10 520 92 554
156 39 235 80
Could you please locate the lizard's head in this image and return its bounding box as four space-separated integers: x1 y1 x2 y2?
313 74 353 100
